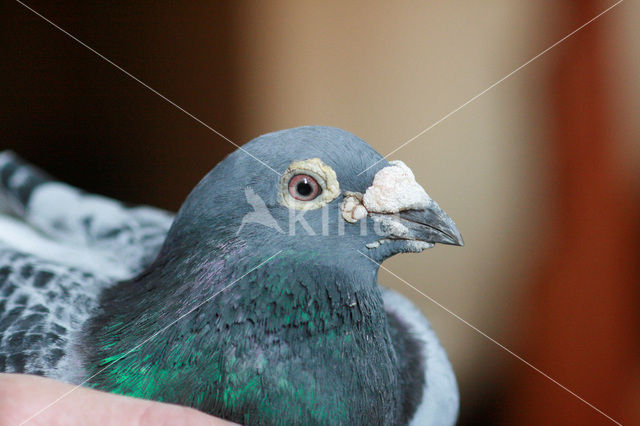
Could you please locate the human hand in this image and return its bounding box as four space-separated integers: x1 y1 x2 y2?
0 374 236 425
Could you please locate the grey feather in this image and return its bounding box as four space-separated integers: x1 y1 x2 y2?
0 242 109 381
0 150 172 276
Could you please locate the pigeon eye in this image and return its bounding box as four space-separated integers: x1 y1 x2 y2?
288 174 321 201
279 158 340 210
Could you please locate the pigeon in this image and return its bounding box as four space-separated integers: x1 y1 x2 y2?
0 126 463 425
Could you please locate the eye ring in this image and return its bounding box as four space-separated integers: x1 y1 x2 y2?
278 158 340 210
288 174 322 201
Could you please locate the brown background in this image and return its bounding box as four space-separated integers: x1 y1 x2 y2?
2 1 638 424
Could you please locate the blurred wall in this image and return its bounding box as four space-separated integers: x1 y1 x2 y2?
611 0 640 178
1 1 238 210
230 1 639 423
2 1 638 424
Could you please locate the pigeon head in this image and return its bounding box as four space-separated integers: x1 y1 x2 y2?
85 126 462 423
165 125 462 265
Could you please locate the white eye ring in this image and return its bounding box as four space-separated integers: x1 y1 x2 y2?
278 158 340 210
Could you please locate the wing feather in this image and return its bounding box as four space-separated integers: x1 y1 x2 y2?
0 242 110 381
0 150 173 275
382 287 459 426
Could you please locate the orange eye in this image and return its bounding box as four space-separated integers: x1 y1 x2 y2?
288 174 322 201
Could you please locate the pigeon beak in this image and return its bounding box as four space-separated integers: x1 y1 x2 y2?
392 200 464 246
345 160 463 247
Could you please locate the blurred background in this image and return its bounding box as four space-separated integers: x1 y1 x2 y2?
2 1 638 424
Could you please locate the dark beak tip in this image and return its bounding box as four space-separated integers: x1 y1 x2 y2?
442 231 464 247
395 207 464 248
451 229 464 247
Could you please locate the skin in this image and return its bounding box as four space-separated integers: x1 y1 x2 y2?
0 374 236 426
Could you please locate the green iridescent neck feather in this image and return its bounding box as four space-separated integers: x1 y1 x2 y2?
82 248 403 425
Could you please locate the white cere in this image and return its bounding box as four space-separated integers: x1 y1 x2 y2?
405 241 435 253
340 160 431 222
339 161 437 251
371 214 409 239
363 160 431 214
364 238 435 252
340 192 365 223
